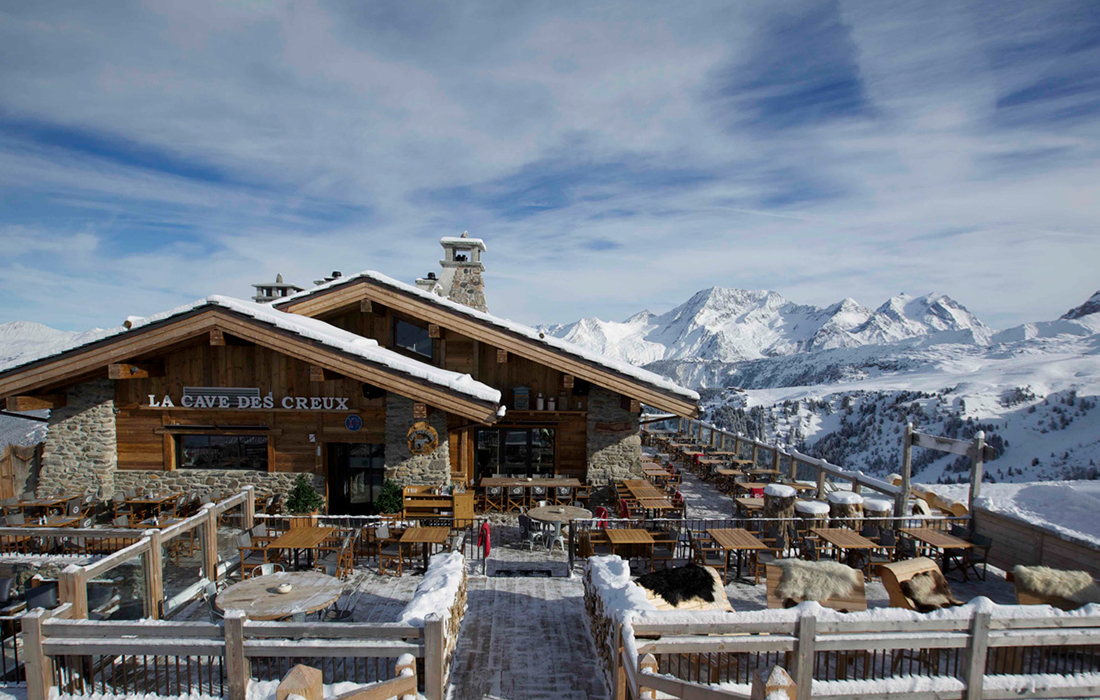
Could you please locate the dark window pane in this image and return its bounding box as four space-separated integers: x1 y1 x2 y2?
394 319 432 358
178 434 268 471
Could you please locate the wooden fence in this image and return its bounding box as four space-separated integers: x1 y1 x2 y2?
0 443 40 501
658 419 909 515
974 507 1100 580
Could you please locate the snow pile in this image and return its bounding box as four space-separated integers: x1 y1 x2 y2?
828 491 863 505
795 500 830 515
863 498 894 513
278 270 699 402
397 551 466 627
764 483 796 498
928 481 1100 547
0 296 501 406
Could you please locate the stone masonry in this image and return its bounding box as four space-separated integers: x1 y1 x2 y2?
39 380 117 497
114 469 323 501
384 394 451 486
585 386 642 500
447 266 488 312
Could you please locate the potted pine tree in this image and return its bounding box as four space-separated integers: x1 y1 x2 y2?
286 474 324 527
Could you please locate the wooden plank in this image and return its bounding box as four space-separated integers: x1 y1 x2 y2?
793 613 815 700
44 619 221 637
277 664 322 700
43 637 225 656
210 329 226 346
244 621 421 640
964 611 990 700
331 674 418 700
308 365 326 382
635 636 794 654
226 610 249 700
6 395 66 410
911 431 973 457
359 299 373 314
108 362 164 379
22 609 54 700
423 612 445 700
634 671 751 699
243 639 422 658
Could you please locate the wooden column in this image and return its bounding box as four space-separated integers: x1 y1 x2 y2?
964 611 991 700
143 529 164 619
751 442 759 468
968 431 986 525
639 654 659 700
22 609 54 700
898 422 914 518
815 465 826 500
424 612 446 700
733 435 741 458
225 610 249 700
792 612 816 700
58 565 88 619
751 666 797 700
202 506 219 583
242 485 255 531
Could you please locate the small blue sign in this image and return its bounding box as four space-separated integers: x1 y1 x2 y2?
344 414 363 432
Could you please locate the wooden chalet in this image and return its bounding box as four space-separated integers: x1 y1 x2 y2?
0 236 698 514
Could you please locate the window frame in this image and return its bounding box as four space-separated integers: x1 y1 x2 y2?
175 433 270 471
391 315 435 361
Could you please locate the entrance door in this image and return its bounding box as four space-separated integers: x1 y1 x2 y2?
327 443 385 515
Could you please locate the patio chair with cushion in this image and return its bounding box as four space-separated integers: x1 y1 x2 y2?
315 535 354 579
506 486 526 512
879 557 963 612
766 560 867 612
690 535 729 584
483 486 504 513
24 581 59 611
651 529 679 570
530 485 547 506
237 533 271 579
553 485 574 506
964 533 991 581
377 524 404 576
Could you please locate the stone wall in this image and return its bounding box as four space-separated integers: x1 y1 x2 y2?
384 394 450 485
114 469 323 501
38 380 117 497
585 386 642 499
446 266 487 312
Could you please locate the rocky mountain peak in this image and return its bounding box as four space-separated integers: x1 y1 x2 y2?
1062 291 1100 320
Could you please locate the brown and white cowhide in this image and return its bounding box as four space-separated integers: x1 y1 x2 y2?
775 559 859 604
1013 565 1100 605
900 571 963 612
635 564 733 612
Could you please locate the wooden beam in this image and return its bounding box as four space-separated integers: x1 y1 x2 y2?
6 395 66 411
496 348 508 364
308 365 326 382
413 402 428 419
209 329 225 346
428 323 441 339
359 299 373 314
620 396 641 414
108 362 164 380
563 374 574 389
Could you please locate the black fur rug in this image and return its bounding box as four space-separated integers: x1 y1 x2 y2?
635 564 716 606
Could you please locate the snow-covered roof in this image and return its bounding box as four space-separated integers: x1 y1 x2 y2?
0 295 502 405
440 236 486 251
278 270 700 403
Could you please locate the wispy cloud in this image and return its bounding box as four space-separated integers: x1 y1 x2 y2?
0 0 1097 332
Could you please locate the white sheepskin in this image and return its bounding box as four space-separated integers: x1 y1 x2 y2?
775 559 859 602
1013 565 1100 604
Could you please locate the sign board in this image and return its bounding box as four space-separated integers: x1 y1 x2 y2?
147 389 350 411
344 415 363 432
407 421 439 455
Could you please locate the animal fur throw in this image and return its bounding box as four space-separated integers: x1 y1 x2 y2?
1013 566 1100 605
636 564 732 611
900 571 963 612
775 559 859 604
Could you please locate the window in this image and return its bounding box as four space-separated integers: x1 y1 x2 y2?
475 428 555 479
177 435 268 471
394 318 432 358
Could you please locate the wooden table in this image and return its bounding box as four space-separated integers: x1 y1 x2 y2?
734 497 764 516
748 469 782 482
734 481 771 493
812 528 879 574
619 480 676 514
15 495 78 515
900 527 973 579
605 528 654 565
707 528 769 581
400 526 451 569
36 515 81 528
215 571 343 621
714 468 743 492
125 493 178 515
268 526 338 569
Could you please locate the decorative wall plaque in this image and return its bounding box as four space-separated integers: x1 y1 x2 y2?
407 421 439 455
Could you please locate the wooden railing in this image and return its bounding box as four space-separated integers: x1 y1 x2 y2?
652 419 908 515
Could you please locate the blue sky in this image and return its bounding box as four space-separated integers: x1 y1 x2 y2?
1 1 1099 331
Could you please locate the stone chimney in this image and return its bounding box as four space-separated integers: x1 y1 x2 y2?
251 272 304 303
423 231 488 311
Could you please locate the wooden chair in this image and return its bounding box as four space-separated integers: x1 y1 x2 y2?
552 485 574 506
529 485 548 507
314 535 354 579
482 486 505 513
879 557 961 611
964 533 992 581
765 563 867 612
651 529 679 570
690 534 729 584
506 486 526 512
247 562 286 579
236 533 271 579
376 524 404 576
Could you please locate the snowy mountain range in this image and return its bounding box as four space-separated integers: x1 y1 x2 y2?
540 289 992 366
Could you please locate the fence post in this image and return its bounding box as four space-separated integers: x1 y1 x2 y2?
968 431 986 523
59 564 88 619
225 609 249 700
897 422 913 518
752 665 797 700
792 611 816 700
143 529 164 619
734 434 741 457
751 442 759 468
638 653 658 699
424 612 446 700
202 505 219 583
964 611 991 700
396 654 417 700
22 608 54 700
242 485 256 531
815 466 826 500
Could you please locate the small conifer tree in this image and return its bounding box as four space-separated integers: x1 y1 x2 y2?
286 474 324 514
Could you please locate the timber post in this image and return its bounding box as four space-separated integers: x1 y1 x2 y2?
58 564 88 619
424 612 446 700
968 431 986 526
201 504 219 583
638 653 659 699
751 665 797 700
964 611 991 700
242 485 255 531
22 608 54 700
143 529 164 619
792 611 816 700
898 422 913 519
225 609 249 700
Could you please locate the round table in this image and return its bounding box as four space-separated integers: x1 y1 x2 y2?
528 505 592 552
215 571 343 621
